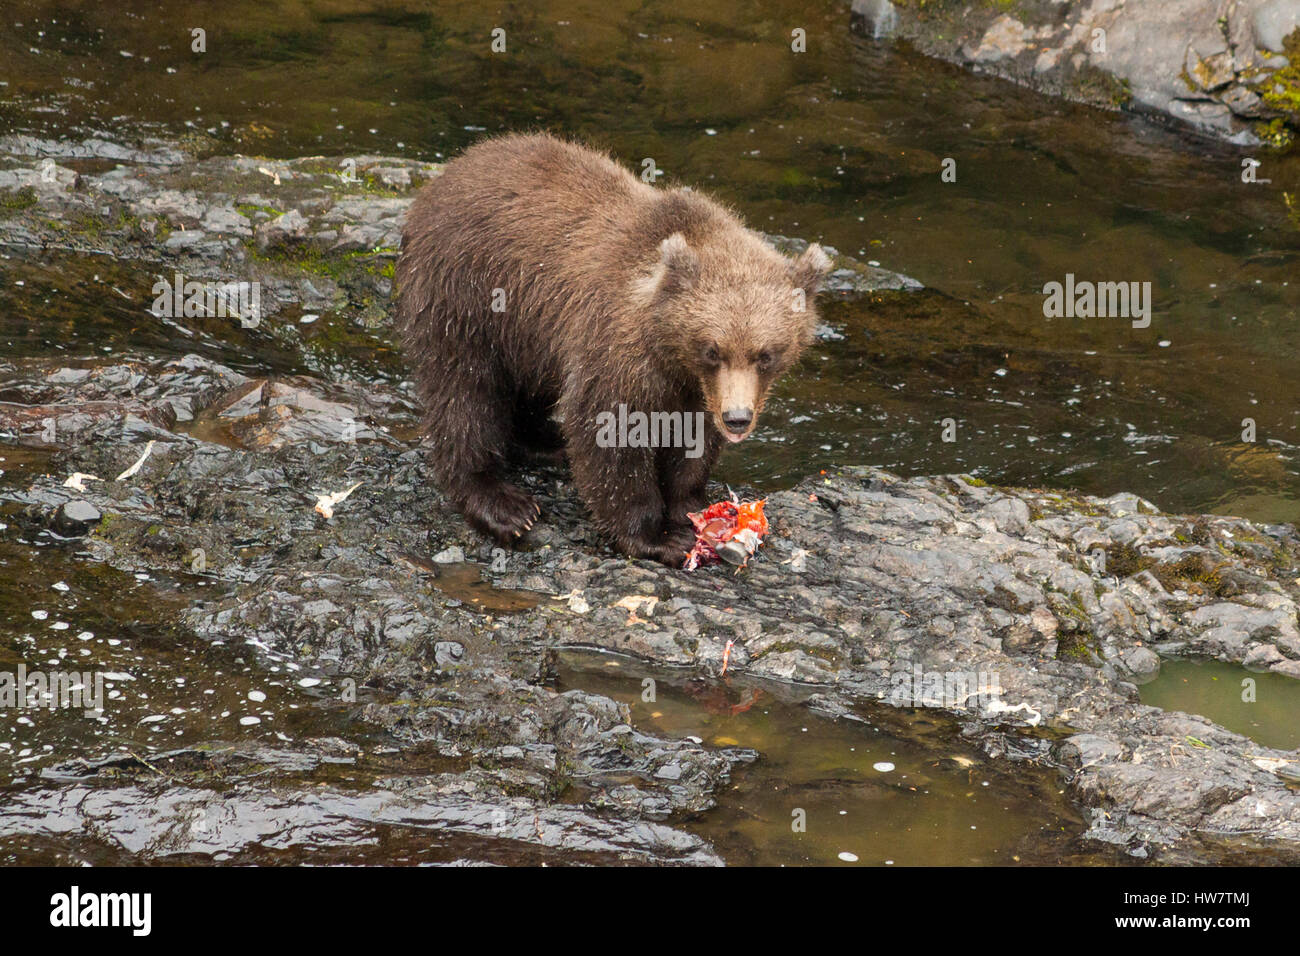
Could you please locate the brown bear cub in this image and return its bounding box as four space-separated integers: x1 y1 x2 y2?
395 132 831 565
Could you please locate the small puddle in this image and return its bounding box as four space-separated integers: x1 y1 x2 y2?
556 649 1120 866
175 403 247 449
1139 660 1300 752
421 559 541 614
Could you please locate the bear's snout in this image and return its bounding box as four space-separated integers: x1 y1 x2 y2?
713 366 762 442
722 407 754 435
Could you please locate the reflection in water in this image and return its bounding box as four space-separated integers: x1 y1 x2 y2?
556 649 1122 866
1139 660 1300 752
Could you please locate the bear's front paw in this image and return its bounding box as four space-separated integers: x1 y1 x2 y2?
624 524 696 567
463 480 540 543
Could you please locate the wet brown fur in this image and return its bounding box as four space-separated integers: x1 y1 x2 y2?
395 132 830 564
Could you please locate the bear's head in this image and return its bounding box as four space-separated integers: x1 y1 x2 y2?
633 230 832 443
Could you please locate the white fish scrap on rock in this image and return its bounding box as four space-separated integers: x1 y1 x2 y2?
561 589 590 614
62 473 102 492
984 697 1043 727
314 481 363 518
613 594 658 625
115 440 156 481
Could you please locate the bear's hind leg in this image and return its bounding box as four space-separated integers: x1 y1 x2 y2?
423 362 540 542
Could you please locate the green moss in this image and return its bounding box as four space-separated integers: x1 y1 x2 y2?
235 203 284 220
1074 66 1134 109
245 237 397 284
1043 492 1107 517
0 186 38 211
1099 544 1146 578
1257 119 1295 150
1261 29 1300 117
39 207 148 246
1056 630 1100 662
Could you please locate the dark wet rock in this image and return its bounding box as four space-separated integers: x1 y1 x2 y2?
208 377 405 449
20 747 723 865
1118 646 1162 682
8 357 1300 863
850 0 1300 145
765 234 920 296
52 499 101 536
0 355 247 442
0 134 188 166
0 399 177 446
254 208 311 251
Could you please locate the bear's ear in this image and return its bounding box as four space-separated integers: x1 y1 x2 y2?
656 233 701 296
633 233 700 303
790 243 832 296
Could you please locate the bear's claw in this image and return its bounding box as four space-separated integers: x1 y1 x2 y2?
463 481 540 544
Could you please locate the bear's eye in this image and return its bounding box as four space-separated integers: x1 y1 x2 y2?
703 345 722 366
756 350 775 370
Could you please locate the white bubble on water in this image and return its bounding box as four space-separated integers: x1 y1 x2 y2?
873 762 895 772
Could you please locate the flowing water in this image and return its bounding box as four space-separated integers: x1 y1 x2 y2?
2 0 1299 864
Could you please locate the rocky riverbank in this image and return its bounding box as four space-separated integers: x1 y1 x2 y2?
851 0 1300 146
2 136 1299 864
